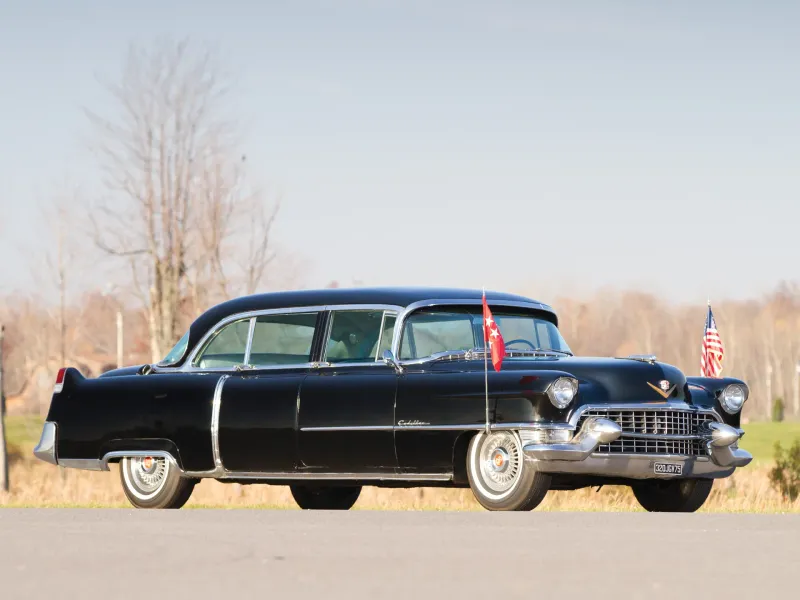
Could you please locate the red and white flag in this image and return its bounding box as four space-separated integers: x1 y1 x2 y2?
700 303 725 378
482 292 506 372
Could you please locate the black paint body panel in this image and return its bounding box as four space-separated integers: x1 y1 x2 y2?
299 367 397 470
43 288 749 483
47 370 220 472
218 371 305 471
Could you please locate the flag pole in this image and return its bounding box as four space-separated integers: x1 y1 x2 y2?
483 287 490 435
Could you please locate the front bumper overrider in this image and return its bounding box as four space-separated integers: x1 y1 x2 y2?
522 416 753 480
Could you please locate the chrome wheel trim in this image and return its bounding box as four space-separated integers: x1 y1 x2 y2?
470 431 525 501
122 456 170 501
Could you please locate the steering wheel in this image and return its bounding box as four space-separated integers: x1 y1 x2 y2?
503 339 537 350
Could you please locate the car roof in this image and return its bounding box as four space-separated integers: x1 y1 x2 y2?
182 287 556 363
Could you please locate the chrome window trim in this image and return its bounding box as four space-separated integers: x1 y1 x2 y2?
242 317 256 366
174 303 403 373
186 315 253 371
321 308 400 365
375 311 388 361
390 298 558 363
160 299 552 373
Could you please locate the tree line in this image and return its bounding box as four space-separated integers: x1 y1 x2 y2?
0 39 797 423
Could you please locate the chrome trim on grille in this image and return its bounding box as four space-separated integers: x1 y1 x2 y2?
569 403 721 458
568 402 722 427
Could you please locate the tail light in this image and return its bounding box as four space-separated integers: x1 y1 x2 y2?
54 368 67 394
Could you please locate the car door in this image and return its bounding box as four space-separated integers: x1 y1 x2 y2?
298 309 398 471
394 308 485 471
202 311 323 473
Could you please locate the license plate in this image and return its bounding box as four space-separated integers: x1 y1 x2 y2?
654 462 683 476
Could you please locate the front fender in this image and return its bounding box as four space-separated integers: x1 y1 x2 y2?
685 376 748 427
494 369 581 424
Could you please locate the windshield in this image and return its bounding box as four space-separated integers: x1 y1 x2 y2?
159 330 191 366
399 308 571 360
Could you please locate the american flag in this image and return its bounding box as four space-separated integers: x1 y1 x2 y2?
700 304 725 377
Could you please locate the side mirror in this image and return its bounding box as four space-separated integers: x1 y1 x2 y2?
382 350 404 374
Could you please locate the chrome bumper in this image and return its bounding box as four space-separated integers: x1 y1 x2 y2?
33 421 58 466
522 417 753 480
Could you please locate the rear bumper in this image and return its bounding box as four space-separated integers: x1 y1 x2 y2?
33 422 58 466
522 417 753 480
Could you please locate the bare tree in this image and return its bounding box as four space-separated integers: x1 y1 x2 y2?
87 39 283 361
0 324 8 492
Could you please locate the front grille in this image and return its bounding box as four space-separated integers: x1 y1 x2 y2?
577 408 717 457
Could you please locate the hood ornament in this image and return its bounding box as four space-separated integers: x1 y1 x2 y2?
647 380 676 399
624 354 657 364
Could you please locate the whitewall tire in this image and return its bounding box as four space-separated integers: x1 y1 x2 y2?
119 456 196 509
467 431 550 511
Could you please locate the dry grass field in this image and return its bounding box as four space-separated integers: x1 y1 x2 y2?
1 458 798 512
2 415 799 511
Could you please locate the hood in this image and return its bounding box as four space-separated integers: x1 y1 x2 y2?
429 355 689 405
548 356 687 405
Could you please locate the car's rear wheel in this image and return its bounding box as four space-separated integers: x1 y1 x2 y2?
631 478 713 513
119 456 196 509
467 431 550 511
290 485 362 510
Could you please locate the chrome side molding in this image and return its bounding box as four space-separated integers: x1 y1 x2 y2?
55 448 454 482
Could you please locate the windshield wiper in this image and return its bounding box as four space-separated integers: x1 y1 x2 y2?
505 348 573 357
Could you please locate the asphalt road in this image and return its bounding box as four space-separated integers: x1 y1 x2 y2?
1 510 797 600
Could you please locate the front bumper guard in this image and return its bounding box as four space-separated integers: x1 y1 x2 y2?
523 417 753 480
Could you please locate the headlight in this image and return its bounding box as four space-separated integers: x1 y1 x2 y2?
720 384 748 414
547 377 578 409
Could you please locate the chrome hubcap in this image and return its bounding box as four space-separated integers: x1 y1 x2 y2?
479 432 521 493
129 456 168 494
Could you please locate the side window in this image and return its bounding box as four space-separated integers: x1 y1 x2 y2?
325 310 394 363
194 319 251 369
400 312 475 359
378 314 396 357
249 312 318 366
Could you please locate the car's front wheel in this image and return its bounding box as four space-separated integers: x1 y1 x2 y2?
631 478 713 512
290 485 362 510
119 456 196 509
467 431 551 511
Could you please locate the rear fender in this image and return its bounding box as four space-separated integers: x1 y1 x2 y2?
99 438 184 469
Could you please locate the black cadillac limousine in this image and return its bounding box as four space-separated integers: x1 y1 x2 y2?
34 287 752 511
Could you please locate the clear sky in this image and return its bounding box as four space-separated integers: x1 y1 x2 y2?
1 0 798 303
